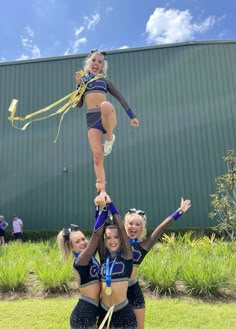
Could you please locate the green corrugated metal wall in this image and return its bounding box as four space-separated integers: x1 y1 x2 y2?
0 41 235 231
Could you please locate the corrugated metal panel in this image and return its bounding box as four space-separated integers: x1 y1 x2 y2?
0 41 235 230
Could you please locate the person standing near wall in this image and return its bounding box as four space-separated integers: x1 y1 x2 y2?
0 215 8 245
12 214 23 242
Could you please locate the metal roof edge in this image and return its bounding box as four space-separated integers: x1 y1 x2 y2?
1 39 236 67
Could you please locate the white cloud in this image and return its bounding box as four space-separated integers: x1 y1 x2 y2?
0 56 7 62
146 8 220 44
25 26 34 37
17 54 29 61
17 26 41 60
218 31 226 38
193 16 219 33
83 13 100 30
64 37 87 55
31 45 41 58
75 26 84 37
65 13 101 55
119 45 129 49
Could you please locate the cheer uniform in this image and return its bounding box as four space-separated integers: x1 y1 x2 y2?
99 255 137 329
83 78 134 133
70 257 100 329
128 242 148 309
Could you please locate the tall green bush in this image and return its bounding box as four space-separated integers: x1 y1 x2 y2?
0 244 30 291
33 242 73 292
209 150 236 241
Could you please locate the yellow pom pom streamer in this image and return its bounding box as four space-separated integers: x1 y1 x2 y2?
8 72 104 143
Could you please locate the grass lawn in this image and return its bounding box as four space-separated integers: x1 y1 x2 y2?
0 297 235 329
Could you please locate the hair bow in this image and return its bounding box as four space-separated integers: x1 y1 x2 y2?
62 224 79 241
90 49 107 58
128 208 146 218
105 214 114 226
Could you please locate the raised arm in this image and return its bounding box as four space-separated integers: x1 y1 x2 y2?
108 201 133 260
77 205 108 265
141 198 191 251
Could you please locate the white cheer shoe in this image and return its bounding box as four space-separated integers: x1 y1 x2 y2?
103 134 116 156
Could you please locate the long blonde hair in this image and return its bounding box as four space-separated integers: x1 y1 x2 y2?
84 51 108 76
57 230 84 260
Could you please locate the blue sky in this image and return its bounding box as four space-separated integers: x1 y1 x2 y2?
0 0 235 62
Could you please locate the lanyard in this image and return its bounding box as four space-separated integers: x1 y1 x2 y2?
73 252 80 259
129 238 138 246
105 256 117 288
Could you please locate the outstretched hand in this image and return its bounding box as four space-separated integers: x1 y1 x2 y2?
180 197 191 213
130 118 139 127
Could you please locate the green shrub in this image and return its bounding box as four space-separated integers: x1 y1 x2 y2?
179 240 231 297
33 242 73 292
180 255 227 297
0 239 235 298
209 149 236 241
139 248 180 295
0 245 29 291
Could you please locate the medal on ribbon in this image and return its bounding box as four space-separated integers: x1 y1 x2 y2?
105 286 112 296
105 256 116 296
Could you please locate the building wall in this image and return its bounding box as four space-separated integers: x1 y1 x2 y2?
0 41 235 230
